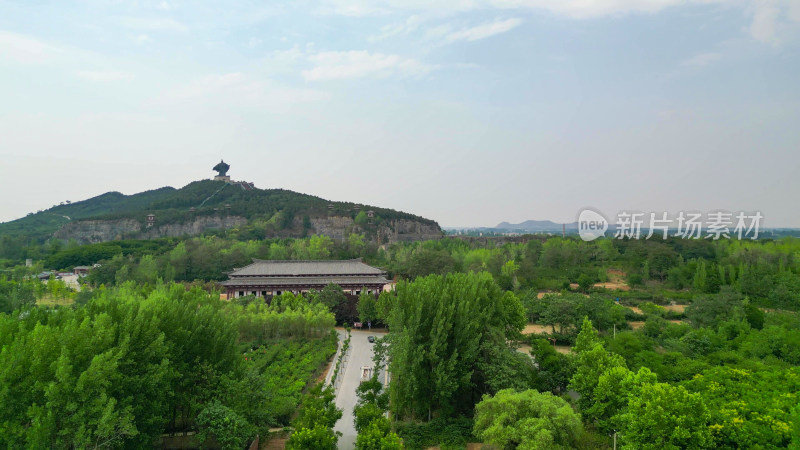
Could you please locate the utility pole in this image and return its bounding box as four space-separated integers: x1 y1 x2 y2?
613 431 617 450
613 323 616 339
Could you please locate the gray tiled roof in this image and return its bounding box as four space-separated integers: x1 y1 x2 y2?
220 276 389 287
228 259 385 277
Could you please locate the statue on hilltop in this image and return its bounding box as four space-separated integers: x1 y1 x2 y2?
213 160 230 177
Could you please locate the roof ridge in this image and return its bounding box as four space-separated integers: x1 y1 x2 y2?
250 258 365 263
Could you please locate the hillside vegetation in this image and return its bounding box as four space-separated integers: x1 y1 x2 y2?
0 180 439 246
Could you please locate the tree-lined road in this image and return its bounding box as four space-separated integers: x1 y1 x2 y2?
331 329 387 450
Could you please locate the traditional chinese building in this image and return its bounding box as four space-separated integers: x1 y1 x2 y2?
219 259 390 299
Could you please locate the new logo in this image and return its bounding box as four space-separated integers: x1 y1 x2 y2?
578 209 608 241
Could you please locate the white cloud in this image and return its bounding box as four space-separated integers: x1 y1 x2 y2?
322 0 800 45
742 0 800 45
748 0 781 44
445 17 523 42
120 17 188 32
370 14 428 41
134 34 154 44
681 52 722 66
248 37 263 48
488 0 713 19
790 1 800 23
0 30 110 68
318 0 718 19
158 72 329 108
0 31 56 64
167 73 248 100
301 50 436 81
270 46 306 64
74 70 135 82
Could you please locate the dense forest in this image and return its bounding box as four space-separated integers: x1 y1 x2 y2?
0 231 799 448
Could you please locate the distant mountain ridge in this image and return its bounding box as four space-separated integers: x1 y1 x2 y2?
0 180 442 244
495 219 579 232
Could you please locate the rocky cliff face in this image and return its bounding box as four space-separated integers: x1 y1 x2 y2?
54 215 442 244
382 219 443 242
53 219 142 244
308 216 442 243
54 216 248 244
142 216 248 240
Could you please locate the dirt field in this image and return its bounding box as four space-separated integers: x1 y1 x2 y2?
626 306 644 315
625 304 686 315
593 281 630 290
517 343 571 355
595 268 630 290
522 324 552 334
628 319 684 330
664 304 686 313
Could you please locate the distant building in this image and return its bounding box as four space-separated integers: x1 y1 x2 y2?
73 266 90 275
210 160 254 190
219 259 389 299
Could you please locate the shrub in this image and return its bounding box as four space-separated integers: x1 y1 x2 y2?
196 401 256 450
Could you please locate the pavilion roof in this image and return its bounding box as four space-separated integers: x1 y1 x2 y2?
228 258 385 277
219 275 389 287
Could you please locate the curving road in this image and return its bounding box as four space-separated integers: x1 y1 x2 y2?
330 329 387 450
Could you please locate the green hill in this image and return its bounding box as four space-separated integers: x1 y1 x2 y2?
0 180 440 244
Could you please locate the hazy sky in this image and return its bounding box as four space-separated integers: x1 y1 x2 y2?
1 0 799 228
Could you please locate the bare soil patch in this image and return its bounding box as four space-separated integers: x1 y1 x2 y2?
664 304 686 313
594 281 630 291
522 324 552 334
626 306 644 315
629 321 645 330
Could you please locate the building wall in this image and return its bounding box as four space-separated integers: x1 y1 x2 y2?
224 286 383 300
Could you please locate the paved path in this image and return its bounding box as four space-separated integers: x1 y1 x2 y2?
331 329 386 450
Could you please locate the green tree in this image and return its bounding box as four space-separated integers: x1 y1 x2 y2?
358 291 379 325
685 366 799 448
473 389 583 450
318 283 350 324
686 290 742 329
577 273 594 293
287 425 339 450
619 382 711 450
405 248 456 279
355 211 369 227
529 338 572 394
355 418 403 450
307 235 333 259
288 384 342 450
570 318 626 414
388 272 525 419
348 233 367 254
586 366 657 432
196 401 255 450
